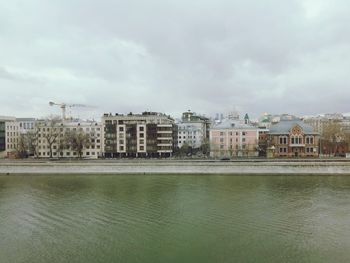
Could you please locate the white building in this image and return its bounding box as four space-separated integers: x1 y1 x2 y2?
177 111 210 149
36 120 102 159
3 117 18 157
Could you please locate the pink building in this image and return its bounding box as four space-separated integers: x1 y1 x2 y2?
210 119 259 158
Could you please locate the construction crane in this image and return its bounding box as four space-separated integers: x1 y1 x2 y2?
49 101 89 120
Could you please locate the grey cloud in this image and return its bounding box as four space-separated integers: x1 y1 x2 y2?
0 0 350 119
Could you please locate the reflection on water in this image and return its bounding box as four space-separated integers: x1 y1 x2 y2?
0 175 350 263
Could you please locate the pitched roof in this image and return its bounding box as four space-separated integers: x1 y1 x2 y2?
211 119 257 130
268 120 319 135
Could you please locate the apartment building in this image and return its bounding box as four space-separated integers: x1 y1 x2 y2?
102 112 177 158
2 117 18 157
36 120 102 159
177 111 211 149
210 118 259 158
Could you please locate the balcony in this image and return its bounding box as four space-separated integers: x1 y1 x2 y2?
157 138 173 142
157 124 173 128
157 143 172 147
157 130 172 134
289 144 305 147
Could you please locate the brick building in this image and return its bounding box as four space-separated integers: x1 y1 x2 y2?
268 120 319 158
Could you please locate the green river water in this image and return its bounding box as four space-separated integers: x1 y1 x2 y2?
0 175 349 263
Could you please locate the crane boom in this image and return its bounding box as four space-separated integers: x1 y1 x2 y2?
49 101 90 120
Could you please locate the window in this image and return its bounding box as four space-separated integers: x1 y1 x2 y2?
139 126 144 131
140 139 145 144
242 138 246 142
140 133 144 138
220 145 224 149
220 138 224 143
120 146 124 151
279 137 287 144
140 146 144 151
119 127 124 132
242 132 246 136
220 132 224 136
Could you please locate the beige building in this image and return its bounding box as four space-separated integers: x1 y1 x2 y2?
4 117 19 157
36 120 102 159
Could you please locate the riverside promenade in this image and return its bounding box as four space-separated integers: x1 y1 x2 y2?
1 159 350 175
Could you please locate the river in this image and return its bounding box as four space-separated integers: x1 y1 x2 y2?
0 175 349 262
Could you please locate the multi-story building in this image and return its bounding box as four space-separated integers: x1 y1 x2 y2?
17 118 36 134
4 117 19 157
36 120 102 159
102 112 177 158
177 111 210 149
210 118 259 158
0 121 5 153
268 120 319 158
0 116 17 156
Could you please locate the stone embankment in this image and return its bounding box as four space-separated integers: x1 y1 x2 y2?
0 159 350 175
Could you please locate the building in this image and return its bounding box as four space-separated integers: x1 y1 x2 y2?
210 118 259 158
303 113 350 156
267 120 319 158
102 112 177 158
177 111 211 150
36 119 102 159
0 116 17 156
17 118 36 134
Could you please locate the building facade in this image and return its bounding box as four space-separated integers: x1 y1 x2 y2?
3 117 19 158
210 119 259 158
102 112 177 158
177 111 210 149
268 120 319 158
36 120 102 159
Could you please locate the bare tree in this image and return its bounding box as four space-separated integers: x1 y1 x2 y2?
63 130 91 158
320 121 344 156
25 130 39 157
38 117 61 158
14 134 27 158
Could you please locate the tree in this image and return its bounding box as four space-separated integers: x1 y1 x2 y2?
178 142 191 158
63 130 91 158
38 117 61 158
321 121 344 156
26 130 39 157
14 134 28 158
199 138 210 156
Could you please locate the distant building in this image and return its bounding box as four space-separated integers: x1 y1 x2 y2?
102 112 177 158
268 120 319 158
177 111 211 149
210 118 259 158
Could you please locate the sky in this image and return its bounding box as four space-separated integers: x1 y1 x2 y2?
1 0 350 120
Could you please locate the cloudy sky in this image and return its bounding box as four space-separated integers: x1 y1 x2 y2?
1 0 350 120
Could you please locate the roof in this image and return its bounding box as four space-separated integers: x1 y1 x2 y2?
211 119 257 130
268 120 319 135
